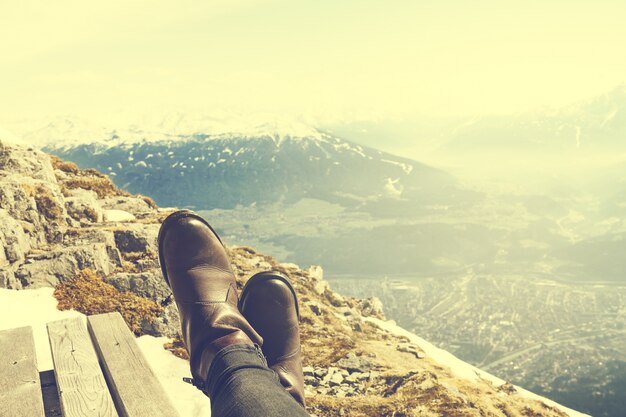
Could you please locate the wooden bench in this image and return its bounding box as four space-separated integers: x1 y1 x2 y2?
0 312 181 417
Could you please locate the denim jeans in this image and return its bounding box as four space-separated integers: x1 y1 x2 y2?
197 343 310 417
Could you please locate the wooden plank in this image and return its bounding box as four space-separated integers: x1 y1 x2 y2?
47 318 118 417
0 326 45 417
87 313 180 417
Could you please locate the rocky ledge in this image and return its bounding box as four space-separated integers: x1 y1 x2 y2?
0 141 586 417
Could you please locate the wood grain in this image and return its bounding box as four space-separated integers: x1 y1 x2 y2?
87 313 180 417
0 326 45 417
47 317 118 417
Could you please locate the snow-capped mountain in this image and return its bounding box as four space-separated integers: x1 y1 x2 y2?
22 114 327 148
30 117 456 210
441 84 626 154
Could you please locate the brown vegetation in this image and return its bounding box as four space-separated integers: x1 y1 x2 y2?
139 194 158 209
54 268 163 335
50 155 130 198
164 334 189 360
22 183 64 220
63 176 129 198
50 155 79 174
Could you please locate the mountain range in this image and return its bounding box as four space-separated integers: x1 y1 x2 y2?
440 84 626 154
38 127 457 211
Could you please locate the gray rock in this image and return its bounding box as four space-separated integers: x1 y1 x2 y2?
105 270 170 300
306 301 323 316
0 181 47 246
334 388 347 398
326 290 346 307
0 209 31 265
357 296 385 318
303 366 315 376
336 352 378 373
15 243 114 288
0 269 20 289
304 376 319 387
65 189 103 223
314 368 327 378
397 342 425 359
103 209 136 222
336 306 355 316
64 228 123 268
321 367 339 385
0 176 69 246
0 143 56 183
357 372 371 381
140 303 180 338
135 256 160 272
100 196 154 216
345 373 360 384
329 372 344 386
313 280 328 295
114 224 158 254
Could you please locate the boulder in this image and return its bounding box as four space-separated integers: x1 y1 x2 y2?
64 228 123 267
306 301 324 316
141 304 180 338
104 209 136 222
113 224 159 254
65 189 104 223
0 180 41 224
0 269 20 289
336 352 378 373
307 265 324 281
313 280 328 295
0 143 57 183
329 372 344 386
0 178 68 244
100 196 154 216
105 270 170 301
15 243 114 288
357 297 385 319
397 342 425 359
0 209 31 265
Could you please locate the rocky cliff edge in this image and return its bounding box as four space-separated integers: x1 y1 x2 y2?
0 141 587 417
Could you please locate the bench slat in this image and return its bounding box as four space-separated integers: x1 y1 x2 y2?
47 318 119 417
87 313 180 417
0 326 45 417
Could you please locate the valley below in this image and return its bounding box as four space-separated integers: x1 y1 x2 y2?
199 187 626 417
330 273 626 417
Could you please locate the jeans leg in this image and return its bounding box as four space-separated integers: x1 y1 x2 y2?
206 344 310 417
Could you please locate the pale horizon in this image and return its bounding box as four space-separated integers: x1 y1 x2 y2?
2 0 626 126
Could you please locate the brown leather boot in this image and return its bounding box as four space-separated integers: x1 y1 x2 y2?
239 271 306 407
158 210 263 389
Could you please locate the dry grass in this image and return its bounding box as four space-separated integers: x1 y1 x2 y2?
63 176 129 199
54 268 163 335
122 250 157 263
22 183 64 221
139 195 158 209
50 155 80 174
52 156 130 198
164 334 190 360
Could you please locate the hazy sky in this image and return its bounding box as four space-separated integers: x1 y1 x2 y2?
1 0 625 124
